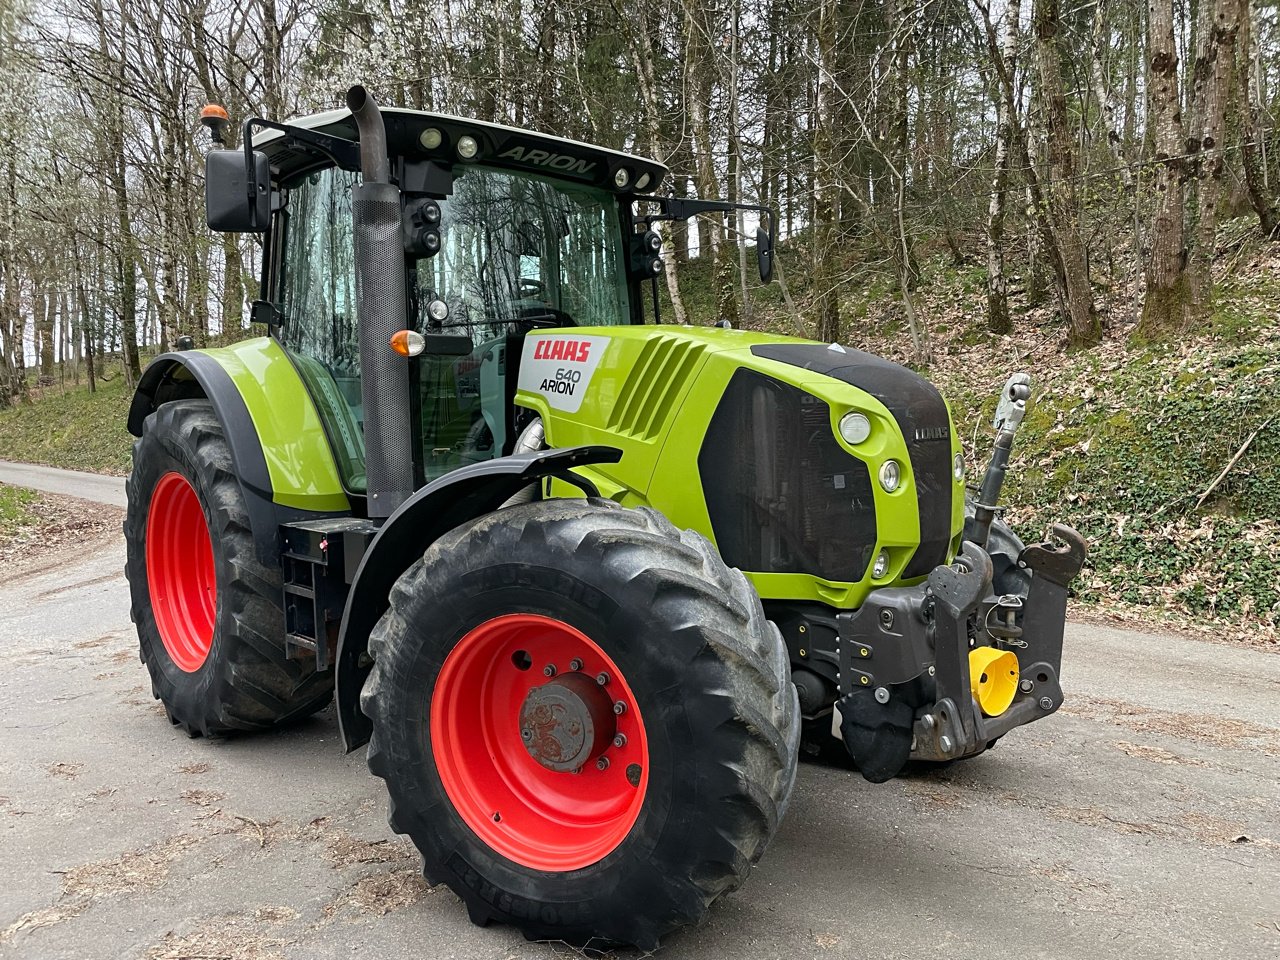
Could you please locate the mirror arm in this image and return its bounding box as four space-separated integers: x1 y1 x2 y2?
238 118 362 229
643 198 775 238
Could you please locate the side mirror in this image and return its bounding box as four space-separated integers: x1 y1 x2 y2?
756 227 774 283
205 149 269 233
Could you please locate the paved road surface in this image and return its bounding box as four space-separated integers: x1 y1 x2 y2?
0 481 1276 959
0 461 127 509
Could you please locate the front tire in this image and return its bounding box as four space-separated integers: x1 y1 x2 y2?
124 399 333 736
362 499 799 948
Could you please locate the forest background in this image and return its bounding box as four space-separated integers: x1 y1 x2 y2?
0 0 1276 640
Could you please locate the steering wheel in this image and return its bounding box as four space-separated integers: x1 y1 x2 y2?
512 303 576 329
518 278 546 300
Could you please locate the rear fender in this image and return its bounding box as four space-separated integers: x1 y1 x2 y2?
335 444 623 752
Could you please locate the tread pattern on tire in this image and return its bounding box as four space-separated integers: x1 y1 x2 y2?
124 399 333 736
362 497 799 949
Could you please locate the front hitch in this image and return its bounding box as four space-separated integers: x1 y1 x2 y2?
834 372 1088 782
835 541 991 782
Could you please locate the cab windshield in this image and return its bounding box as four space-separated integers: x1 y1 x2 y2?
275 164 631 492
418 166 630 332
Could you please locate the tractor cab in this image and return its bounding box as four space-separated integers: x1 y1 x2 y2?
221 106 689 497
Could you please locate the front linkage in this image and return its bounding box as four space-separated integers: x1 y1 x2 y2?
835 375 1088 782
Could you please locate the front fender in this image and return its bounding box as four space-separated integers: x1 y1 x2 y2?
128 340 351 564
128 351 283 565
335 444 623 751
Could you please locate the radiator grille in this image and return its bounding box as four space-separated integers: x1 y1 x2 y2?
698 371 877 582
751 344 954 579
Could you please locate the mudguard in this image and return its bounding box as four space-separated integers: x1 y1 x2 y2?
129 340 353 566
335 444 623 751
128 352 284 564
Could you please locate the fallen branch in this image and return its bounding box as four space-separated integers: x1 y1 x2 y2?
232 814 266 848
1194 414 1275 511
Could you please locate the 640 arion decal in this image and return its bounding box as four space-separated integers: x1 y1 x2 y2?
517 335 609 413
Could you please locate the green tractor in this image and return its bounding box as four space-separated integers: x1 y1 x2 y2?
124 87 1085 947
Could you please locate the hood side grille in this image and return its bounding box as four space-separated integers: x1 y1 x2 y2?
606 336 706 441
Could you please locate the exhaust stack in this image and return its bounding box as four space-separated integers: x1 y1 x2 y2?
347 85 414 517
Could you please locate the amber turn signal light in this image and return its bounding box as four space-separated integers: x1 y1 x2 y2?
391 330 425 357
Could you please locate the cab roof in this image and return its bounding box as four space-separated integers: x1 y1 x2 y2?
253 107 669 196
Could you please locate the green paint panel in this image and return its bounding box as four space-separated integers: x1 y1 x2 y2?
196 338 350 512
518 326 963 609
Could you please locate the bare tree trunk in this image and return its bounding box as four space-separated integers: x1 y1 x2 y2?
1189 0 1243 277
38 282 54 378
1034 0 1101 346
727 6 751 323
891 0 919 292
1141 0 1196 335
812 0 842 343
985 0 1020 335
891 0 927 361
680 1 734 325
1090 0 1133 186
0 146 27 404
623 5 687 324
95 0 141 381
1237 0 1278 236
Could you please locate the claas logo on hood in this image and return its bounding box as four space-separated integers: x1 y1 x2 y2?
533 339 592 363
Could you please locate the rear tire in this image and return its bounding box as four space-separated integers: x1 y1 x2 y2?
124 399 333 736
362 498 799 949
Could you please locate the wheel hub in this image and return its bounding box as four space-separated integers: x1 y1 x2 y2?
519 672 616 772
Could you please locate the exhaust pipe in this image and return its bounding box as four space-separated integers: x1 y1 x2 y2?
346 85 414 518
346 85 391 184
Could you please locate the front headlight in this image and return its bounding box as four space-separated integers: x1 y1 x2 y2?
879 459 901 493
838 412 871 445
872 548 890 579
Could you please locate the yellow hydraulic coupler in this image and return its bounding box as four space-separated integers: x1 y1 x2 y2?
969 647 1020 717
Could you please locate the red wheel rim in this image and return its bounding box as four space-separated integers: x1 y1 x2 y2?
431 614 650 871
145 471 217 673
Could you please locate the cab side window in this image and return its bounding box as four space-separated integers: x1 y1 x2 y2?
275 167 368 491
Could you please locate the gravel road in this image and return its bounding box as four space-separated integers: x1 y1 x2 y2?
0 480 1276 960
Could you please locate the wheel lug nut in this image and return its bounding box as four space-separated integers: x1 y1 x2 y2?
612 733 627 748
596 756 610 771
569 658 583 671
543 664 557 677
521 728 533 742
596 672 609 686
612 701 626 716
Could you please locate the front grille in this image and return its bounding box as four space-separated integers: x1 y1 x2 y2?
698 370 877 582
751 344 954 579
